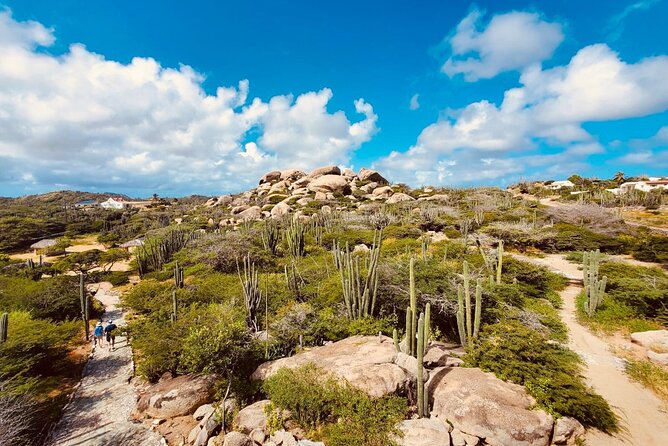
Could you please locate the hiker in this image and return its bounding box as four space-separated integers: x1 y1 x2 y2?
104 320 118 351
93 321 104 347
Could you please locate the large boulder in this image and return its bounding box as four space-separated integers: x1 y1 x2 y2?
307 175 352 195
386 193 415 204
307 165 341 178
252 335 414 398
234 400 271 434
133 374 217 420
372 186 393 198
393 418 451 446
271 202 292 218
280 169 307 181
222 432 253 446
551 417 585 445
260 171 282 184
430 368 553 446
631 330 668 349
358 168 389 185
237 206 262 221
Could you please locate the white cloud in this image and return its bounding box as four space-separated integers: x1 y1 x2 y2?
378 40 668 185
0 10 378 196
442 9 564 81
409 94 420 110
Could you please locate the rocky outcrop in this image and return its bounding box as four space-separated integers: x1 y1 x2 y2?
133 374 217 420
358 168 389 185
280 169 306 181
386 192 415 204
252 335 415 397
260 171 282 185
234 400 271 434
271 202 291 218
237 206 263 220
372 186 393 198
429 368 553 446
307 165 341 178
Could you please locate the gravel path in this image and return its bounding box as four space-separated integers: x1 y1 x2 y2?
49 282 161 446
512 253 668 445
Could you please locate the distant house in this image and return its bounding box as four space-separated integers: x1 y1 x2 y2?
30 239 57 254
119 238 145 252
619 178 668 194
547 180 575 190
100 197 128 210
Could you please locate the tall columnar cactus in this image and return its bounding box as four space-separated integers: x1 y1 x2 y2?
286 218 306 258
393 328 400 352
332 230 382 319
261 219 280 255
174 261 184 288
79 273 89 340
237 255 261 331
171 290 178 323
284 261 303 301
496 240 504 284
421 235 430 261
424 302 431 355
455 262 482 347
583 249 607 317
0 312 8 343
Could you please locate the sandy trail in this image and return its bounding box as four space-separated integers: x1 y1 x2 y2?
512 253 668 445
50 282 160 446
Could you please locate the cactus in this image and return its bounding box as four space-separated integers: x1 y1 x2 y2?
393 328 400 352
455 262 482 347
0 312 8 343
171 290 178 322
421 235 430 261
409 257 417 355
286 218 306 258
424 302 431 355
332 230 382 319
583 249 607 317
405 307 412 354
261 219 280 255
174 261 184 288
284 261 302 301
79 273 89 341
496 240 504 284
237 255 261 331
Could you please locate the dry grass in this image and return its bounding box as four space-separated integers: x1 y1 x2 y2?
622 208 668 229
625 358 668 402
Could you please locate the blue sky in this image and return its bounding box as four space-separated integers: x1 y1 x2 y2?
0 0 667 196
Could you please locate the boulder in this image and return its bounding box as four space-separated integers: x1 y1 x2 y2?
297 441 325 446
232 205 250 215
223 432 253 446
234 400 271 434
270 430 298 446
249 428 266 444
291 187 309 196
252 335 414 398
260 171 282 184
194 412 221 446
155 415 198 446
280 169 306 181
393 418 451 446
307 165 341 178
360 182 379 193
133 374 217 420
193 403 215 421
631 330 668 349
451 428 479 445
423 345 449 367
358 168 389 185
296 197 313 207
237 206 263 221
342 168 357 178
430 368 553 446
424 194 449 203
269 180 289 194
386 193 415 204
314 191 327 201
372 186 393 198
647 350 668 366
308 175 351 195
271 202 291 218
551 416 585 445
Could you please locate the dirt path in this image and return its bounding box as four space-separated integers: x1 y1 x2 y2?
512 253 668 444
49 282 161 446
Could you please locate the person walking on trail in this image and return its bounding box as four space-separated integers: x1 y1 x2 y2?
104 320 118 351
93 321 104 347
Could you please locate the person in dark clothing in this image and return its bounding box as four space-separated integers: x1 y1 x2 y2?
104 320 118 351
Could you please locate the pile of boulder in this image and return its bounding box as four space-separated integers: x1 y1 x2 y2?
132 336 585 446
201 165 430 226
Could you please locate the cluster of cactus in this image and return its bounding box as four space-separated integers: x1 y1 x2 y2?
0 312 8 343
392 258 430 417
421 235 431 261
137 228 199 276
455 261 482 348
237 255 261 331
284 261 303 301
174 260 184 288
332 230 382 319
583 249 607 317
285 218 306 258
261 219 280 255
80 273 90 340
476 239 503 284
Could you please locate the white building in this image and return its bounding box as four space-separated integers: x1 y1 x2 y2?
547 180 575 190
100 197 126 209
619 178 668 193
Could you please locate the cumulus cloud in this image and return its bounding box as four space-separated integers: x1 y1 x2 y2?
442 9 564 81
0 10 377 196
377 41 668 185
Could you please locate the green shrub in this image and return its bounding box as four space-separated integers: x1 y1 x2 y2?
466 320 617 432
263 364 406 446
104 271 130 286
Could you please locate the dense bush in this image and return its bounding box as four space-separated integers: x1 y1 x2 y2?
466 320 617 432
263 364 406 446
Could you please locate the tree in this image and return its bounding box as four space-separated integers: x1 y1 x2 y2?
54 249 104 274
613 171 625 186
100 248 131 272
